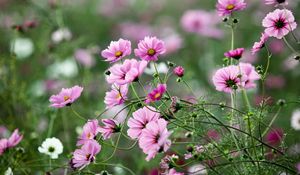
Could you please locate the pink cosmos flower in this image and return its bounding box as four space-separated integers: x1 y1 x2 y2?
145 84 167 104
239 63 260 89
106 59 148 85
71 140 101 170
163 34 183 55
127 106 160 139
49 85 83 108
212 65 242 93
216 0 247 16
77 120 99 146
101 38 131 63
265 128 284 146
251 33 269 55
224 48 245 60
173 66 185 77
181 10 224 39
74 49 95 68
98 119 120 140
7 129 23 148
134 36 166 61
104 84 128 109
138 118 171 161
262 9 297 39
167 168 184 175
0 139 8 155
265 0 288 6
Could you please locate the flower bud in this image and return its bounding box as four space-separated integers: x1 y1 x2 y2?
173 66 185 77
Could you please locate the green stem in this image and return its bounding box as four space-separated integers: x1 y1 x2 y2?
262 107 282 137
70 106 86 121
47 113 57 138
242 89 251 111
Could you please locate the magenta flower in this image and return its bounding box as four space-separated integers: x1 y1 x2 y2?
127 106 160 139
101 38 131 63
265 0 287 6
239 63 260 89
212 65 242 93
262 9 297 39
106 59 148 85
173 66 185 77
77 119 100 146
71 140 101 170
98 119 120 140
265 128 284 146
224 48 245 60
49 85 83 108
251 33 269 55
134 36 166 61
0 139 7 155
104 84 128 109
139 118 171 161
145 84 167 104
181 10 224 39
216 0 247 16
7 129 23 148
167 168 184 175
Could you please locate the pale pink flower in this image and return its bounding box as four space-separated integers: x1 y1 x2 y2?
239 62 260 89
262 9 297 39
77 120 100 146
265 75 285 89
251 33 269 54
173 66 185 77
134 36 166 61
163 34 183 54
265 0 288 6
138 118 171 161
224 48 245 60
0 139 8 155
71 140 101 170
216 0 247 16
74 49 95 68
49 85 83 108
101 39 131 63
106 59 148 85
104 84 128 109
98 119 120 140
167 168 184 175
212 65 242 93
7 129 23 148
119 22 153 41
269 39 284 54
181 10 223 38
145 84 167 104
127 106 160 139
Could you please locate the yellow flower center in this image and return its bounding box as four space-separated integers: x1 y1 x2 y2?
154 93 161 99
115 51 123 57
116 92 122 99
87 132 92 139
64 96 70 101
147 48 156 56
226 4 235 10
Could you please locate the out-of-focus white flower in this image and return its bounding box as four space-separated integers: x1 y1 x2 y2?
38 137 63 159
47 58 78 78
144 62 168 75
114 166 125 175
30 80 46 97
4 167 13 175
291 109 300 130
75 126 83 136
51 28 72 44
188 164 207 175
10 38 34 59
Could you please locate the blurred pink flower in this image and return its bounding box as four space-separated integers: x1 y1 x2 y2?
0 125 9 138
166 168 184 175
106 59 148 85
7 129 23 148
139 118 171 161
163 34 183 55
265 128 284 146
173 66 185 77
239 62 260 89
0 139 7 155
224 48 245 60
251 33 269 54
49 85 83 108
98 119 120 140
265 0 288 6
127 106 160 139
134 36 166 61
212 65 242 93
241 50 258 63
207 129 221 141
145 84 167 104
104 84 128 109
74 49 95 68
101 39 131 63
119 22 153 41
269 39 284 54
71 140 101 170
181 10 223 38
265 75 285 89
77 119 99 146
216 0 247 16
262 9 297 39
296 162 300 174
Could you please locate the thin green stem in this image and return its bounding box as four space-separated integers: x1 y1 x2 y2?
70 106 86 121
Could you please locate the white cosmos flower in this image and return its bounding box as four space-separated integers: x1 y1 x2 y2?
10 38 34 60
4 167 13 175
144 62 168 75
47 58 78 78
51 28 72 44
38 137 63 159
291 109 300 130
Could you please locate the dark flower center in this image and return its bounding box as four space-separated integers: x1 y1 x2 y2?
275 18 286 29
48 146 55 153
86 154 91 160
147 48 156 56
226 79 237 88
277 0 285 3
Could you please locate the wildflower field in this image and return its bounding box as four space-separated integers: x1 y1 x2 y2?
1 0 300 174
